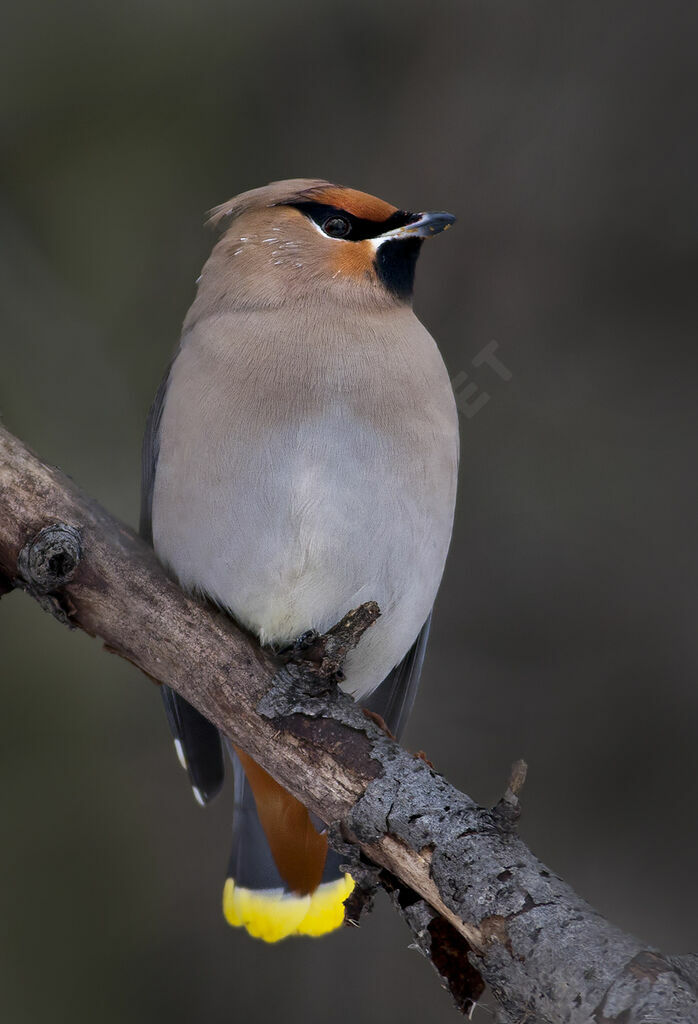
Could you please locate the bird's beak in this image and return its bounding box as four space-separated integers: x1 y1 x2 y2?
377 211 456 242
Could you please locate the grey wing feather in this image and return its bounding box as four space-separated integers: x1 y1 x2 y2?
141 363 224 804
140 368 171 544
363 613 432 739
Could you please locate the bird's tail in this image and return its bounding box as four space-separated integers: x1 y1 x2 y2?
223 743 354 942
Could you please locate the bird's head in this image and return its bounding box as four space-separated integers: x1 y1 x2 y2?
189 179 455 317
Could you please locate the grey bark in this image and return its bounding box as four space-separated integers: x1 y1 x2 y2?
0 421 695 1024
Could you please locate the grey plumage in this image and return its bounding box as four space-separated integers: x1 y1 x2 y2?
151 305 457 700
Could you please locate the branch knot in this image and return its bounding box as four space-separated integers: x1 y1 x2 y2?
16 523 82 624
278 601 381 696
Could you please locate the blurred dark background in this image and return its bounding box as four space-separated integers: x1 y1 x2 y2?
2 2 697 1022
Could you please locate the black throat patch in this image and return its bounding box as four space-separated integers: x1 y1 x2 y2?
374 237 423 300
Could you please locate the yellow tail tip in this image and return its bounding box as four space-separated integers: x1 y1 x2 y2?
222 874 354 942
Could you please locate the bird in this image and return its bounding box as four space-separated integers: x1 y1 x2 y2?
140 178 459 942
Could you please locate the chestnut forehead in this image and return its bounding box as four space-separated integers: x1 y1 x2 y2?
307 186 398 222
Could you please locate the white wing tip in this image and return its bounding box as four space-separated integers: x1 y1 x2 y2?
174 739 187 770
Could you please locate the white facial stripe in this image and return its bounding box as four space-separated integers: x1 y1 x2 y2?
369 235 390 251
368 226 415 250
307 217 333 239
370 221 423 245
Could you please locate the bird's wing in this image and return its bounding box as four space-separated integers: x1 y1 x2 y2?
139 368 170 544
363 614 432 739
140 365 224 804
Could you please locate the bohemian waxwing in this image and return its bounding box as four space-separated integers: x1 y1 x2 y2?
141 179 459 942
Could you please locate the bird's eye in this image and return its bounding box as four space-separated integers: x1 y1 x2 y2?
322 215 351 238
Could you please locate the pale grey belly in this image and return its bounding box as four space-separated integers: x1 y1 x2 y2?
152 406 454 700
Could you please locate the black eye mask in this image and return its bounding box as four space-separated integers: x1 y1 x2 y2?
289 201 419 242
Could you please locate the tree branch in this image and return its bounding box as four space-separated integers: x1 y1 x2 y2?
1 421 695 1023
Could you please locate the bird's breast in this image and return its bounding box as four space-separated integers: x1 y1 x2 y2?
152 308 458 698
